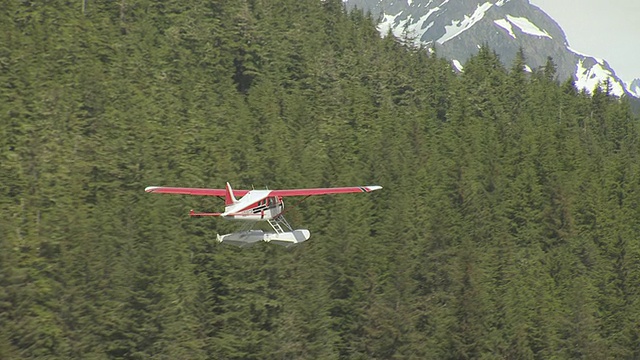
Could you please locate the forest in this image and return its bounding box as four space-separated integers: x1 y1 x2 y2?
1 0 640 359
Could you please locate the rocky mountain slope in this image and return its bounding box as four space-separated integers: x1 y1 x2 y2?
345 0 638 98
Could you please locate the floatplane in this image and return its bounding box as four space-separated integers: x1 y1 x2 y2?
145 183 382 247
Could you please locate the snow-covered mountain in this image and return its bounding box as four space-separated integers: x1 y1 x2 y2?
628 79 640 98
344 0 638 99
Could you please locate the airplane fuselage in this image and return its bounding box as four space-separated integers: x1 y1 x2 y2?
222 194 284 221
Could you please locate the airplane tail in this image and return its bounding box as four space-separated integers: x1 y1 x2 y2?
225 182 238 206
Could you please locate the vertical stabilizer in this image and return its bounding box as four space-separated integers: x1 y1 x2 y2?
225 182 238 206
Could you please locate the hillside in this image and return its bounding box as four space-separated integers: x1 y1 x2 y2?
1 0 640 358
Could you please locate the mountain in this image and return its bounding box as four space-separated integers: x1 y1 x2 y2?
628 78 640 98
344 0 638 99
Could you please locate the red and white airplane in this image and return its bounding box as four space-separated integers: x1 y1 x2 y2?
145 182 382 247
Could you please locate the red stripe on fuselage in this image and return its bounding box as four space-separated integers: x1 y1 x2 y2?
233 196 282 213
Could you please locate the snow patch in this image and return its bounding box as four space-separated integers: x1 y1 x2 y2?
506 15 551 39
437 2 493 44
395 17 411 38
496 0 509 6
626 79 640 98
452 59 464 72
494 19 516 38
423 7 441 23
402 8 441 44
425 21 435 33
377 7 442 45
377 13 402 37
575 59 625 97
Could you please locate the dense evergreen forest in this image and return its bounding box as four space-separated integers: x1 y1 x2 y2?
2 0 640 358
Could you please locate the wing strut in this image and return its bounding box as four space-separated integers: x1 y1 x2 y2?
277 195 311 219
189 210 222 217
265 195 311 234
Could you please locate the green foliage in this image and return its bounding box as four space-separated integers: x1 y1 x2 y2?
1 0 639 358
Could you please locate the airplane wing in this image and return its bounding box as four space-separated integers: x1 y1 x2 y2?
144 186 250 197
269 186 382 197
144 185 382 197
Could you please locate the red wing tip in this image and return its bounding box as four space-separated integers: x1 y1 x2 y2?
145 186 160 193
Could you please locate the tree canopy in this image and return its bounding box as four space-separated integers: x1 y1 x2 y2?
1 1 639 358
